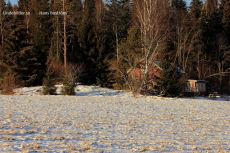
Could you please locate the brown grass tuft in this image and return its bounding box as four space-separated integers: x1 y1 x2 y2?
21 144 27 150
29 142 40 149
140 147 149 152
79 141 92 151
67 145 77 151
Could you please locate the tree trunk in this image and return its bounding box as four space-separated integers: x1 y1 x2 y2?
63 0 67 68
0 1 3 46
132 0 170 92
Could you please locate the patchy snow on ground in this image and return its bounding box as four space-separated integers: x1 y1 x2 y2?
14 85 132 97
0 85 230 152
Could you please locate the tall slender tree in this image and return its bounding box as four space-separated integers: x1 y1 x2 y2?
186 0 204 79
189 0 203 20
131 0 171 91
106 0 131 63
220 0 230 40
76 0 113 87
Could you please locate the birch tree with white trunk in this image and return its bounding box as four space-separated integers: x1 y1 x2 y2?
132 0 170 91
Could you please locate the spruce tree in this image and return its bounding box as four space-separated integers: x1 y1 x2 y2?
189 0 203 20
158 61 184 97
42 68 57 95
60 63 83 95
186 0 205 79
61 72 76 95
117 27 142 91
106 0 131 58
0 20 44 86
220 0 230 41
172 0 187 11
76 0 113 87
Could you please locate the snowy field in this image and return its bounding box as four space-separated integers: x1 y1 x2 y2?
0 85 230 152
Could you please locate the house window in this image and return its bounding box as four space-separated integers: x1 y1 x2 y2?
185 82 190 92
196 83 206 92
201 83 206 92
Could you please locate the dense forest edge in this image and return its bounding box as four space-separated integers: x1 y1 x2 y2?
0 0 229 97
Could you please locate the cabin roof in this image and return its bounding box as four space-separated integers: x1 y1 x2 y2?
152 60 186 74
186 79 208 83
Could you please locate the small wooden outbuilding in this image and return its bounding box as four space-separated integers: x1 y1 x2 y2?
184 79 208 96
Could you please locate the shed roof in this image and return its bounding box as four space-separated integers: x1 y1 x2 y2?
186 79 208 83
152 60 186 74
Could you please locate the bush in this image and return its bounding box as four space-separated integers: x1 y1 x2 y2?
60 64 83 95
42 69 57 95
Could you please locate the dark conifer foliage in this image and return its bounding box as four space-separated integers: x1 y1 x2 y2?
61 74 76 95
158 61 184 97
220 0 230 41
189 0 203 19
105 0 131 47
42 68 57 95
0 20 45 86
0 0 229 95
76 0 113 87
172 0 187 11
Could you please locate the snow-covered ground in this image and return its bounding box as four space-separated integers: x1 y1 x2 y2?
0 85 230 152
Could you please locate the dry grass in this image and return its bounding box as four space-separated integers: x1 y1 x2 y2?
11 123 23 129
29 142 40 149
67 145 77 151
47 61 65 84
1 95 230 152
47 60 84 85
21 144 27 150
41 128 49 134
140 146 149 152
25 128 37 134
79 141 92 151
34 135 42 140
0 73 22 95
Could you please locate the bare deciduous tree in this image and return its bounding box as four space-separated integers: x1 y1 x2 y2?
63 0 67 68
206 34 230 93
0 0 8 46
131 0 170 91
173 11 200 71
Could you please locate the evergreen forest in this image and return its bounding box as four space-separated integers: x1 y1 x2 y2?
0 0 230 96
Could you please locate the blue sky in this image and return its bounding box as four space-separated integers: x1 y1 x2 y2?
8 0 17 5
8 0 192 6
